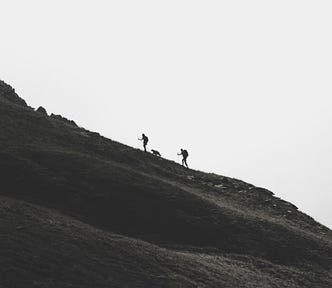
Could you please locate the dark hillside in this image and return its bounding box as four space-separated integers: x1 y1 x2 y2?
1 81 331 287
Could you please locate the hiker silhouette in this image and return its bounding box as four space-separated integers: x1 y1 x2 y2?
178 149 189 168
138 133 149 152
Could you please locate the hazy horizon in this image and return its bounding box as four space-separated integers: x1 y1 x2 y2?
1 1 331 228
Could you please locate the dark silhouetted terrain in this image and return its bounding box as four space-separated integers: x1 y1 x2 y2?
0 80 331 287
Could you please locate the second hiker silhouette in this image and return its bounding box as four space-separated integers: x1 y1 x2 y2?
178 149 189 168
138 133 149 152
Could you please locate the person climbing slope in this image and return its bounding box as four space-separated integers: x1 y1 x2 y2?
178 148 189 168
138 133 149 152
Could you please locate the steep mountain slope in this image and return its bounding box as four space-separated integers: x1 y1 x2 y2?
1 80 331 287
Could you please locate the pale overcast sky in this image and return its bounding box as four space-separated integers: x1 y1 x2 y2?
1 1 331 228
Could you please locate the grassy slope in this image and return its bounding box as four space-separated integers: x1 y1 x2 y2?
0 81 331 287
5 196 329 288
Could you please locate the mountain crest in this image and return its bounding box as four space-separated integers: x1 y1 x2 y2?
0 80 27 107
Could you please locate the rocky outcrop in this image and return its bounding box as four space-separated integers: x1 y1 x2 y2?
36 106 48 115
50 113 78 127
0 80 27 107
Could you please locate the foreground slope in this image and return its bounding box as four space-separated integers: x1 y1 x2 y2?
0 80 331 287
5 196 328 288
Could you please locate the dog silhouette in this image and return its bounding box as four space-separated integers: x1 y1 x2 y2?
151 149 161 157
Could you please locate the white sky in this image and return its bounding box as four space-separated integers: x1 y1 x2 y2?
1 1 331 229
